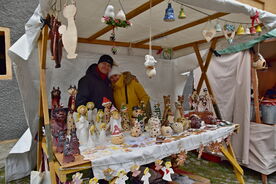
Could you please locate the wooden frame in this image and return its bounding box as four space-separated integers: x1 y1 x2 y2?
0 27 12 80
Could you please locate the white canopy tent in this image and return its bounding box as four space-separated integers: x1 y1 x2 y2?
6 0 276 182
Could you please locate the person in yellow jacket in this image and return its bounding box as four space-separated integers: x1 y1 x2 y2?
109 66 150 117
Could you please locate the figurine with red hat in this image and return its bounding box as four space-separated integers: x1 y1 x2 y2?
102 97 112 124
110 106 124 145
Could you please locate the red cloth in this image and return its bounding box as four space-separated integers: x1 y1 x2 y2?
96 66 107 80
166 169 169 174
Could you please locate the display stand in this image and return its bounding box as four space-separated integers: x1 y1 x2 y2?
36 25 244 184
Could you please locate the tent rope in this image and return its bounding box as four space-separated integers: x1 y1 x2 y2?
149 0 152 55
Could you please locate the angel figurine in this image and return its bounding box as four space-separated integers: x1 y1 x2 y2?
161 161 174 181
87 124 97 147
87 102 97 124
110 106 124 145
89 177 99 184
98 123 107 145
154 160 163 171
141 167 151 184
75 105 89 147
115 170 129 184
95 109 104 134
102 97 112 124
130 165 141 177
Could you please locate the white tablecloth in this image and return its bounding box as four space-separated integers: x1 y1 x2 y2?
81 125 235 179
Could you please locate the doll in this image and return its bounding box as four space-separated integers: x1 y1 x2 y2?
87 124 97 147
161 161 174 181
141 167 151 184
95 109 104 134
51 108 67 146
51 87 61 110
98 123 107 144
110 106 124 145
86 102 97 124
154 160 163 171
63 137 75 163
70 129 80 155
75 105 89 147
130 165 141 177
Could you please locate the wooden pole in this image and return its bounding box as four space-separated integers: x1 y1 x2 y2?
38 25 57 184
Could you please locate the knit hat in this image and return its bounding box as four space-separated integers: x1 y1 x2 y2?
108 65 121 78
98 55 114 66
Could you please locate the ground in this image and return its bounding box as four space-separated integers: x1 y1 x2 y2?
1 152 276 184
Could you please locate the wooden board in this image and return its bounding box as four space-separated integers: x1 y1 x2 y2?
54 149 91 169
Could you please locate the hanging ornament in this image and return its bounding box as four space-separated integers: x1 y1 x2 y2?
162 48 173 59
256 24 262 33
236 24 245 35
178 6 186 19
141 167 151 184
253 42 266 70
116 9 126 20
223 24 235 44
202 21 216 42
89 177 99 184
130 165 141 177
104 5 115 18
215 21 222 32
164 2 175 22
111 46 117 55
250 11 260 34
245 26 251 34
145 0 157 78
161 161 174 181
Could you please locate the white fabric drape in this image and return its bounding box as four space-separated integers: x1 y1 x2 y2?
194 51 251 164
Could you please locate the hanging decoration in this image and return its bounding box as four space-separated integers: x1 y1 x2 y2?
252 42 267 70
59 1 78 59
164 2 175 22
245 26 251 34
250 11 260 34
202 21 216 42
162 48 173 59
161 161 174 181
223 24 235 44
178 6 186 19
256 24 262 33
236 24 245 35
141 167 151 184
215 21 222 32
144 0 158 78
102 0 132 55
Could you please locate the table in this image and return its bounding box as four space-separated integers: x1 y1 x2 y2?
41 124 244 183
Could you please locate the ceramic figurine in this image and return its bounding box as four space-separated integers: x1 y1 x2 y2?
161 125 173 137
75 105 89 146
51 87 61 109
148 117 161 138
104 5 115 18
70 129 80 155
89 177 99 184
103 168 115 181
68 85 77 113
223 24 236 44
130 165 141 177
72 172 83 184
98 123 107 144
198 88 211 112
189 89 199 111
178 117 190 130
110 106 124 145
140 101 147 117
95 109 104 133
86 102 97 124
176 151 187 166
141 167 151 184
102 97 112 124
63 137 75 163
155 160 163 171
175 95 184 120
153 103 162 121
189 114 202 129
130 119 142 137
67 112 76 135
174 102 182 121
120 104 130 131
161 161 174 181
56 130 66 153
51 108 67 146
132 106 146 132
162 95 172 126
115 170 129 184
170 121 184 134
59 3 78 59
87 124 97 147
144 55 157 78
116 9 126 20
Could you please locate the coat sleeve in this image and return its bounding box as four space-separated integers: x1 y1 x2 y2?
134 81 150 103
76 77 90 108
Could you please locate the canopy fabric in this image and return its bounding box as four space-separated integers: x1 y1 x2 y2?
217 29 276 55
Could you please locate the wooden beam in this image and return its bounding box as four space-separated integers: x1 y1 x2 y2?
135 12 228 45
78 38 162 50
87 0 164 40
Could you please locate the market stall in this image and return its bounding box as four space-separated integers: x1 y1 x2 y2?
6 0 276 183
